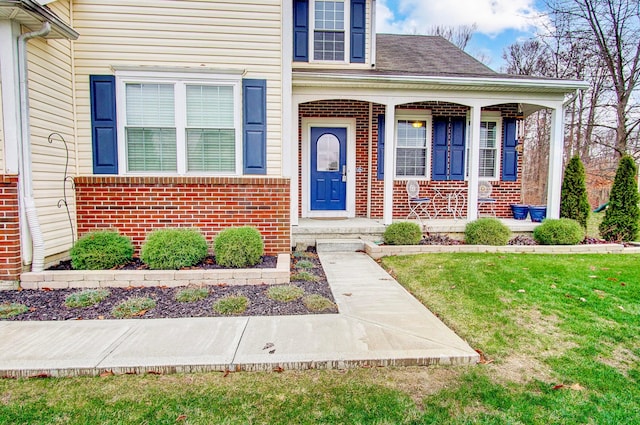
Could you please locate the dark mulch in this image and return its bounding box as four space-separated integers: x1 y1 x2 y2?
420 234 463 245
47 255 278 271
2 253 337 321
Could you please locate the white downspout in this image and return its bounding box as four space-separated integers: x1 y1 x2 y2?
18 22 51 272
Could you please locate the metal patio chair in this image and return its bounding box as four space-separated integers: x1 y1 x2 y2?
406 180 432 224
478 181 496 216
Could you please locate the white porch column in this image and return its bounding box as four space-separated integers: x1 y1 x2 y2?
383 103 396 225
466 104 482 221
290 100 300 226
0 20 21 174
547 103 564 218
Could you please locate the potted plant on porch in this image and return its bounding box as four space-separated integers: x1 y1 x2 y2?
510 204 529 220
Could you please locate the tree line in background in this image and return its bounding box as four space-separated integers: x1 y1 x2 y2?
501 0 640 206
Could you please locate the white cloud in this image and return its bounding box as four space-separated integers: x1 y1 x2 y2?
377 0 548 36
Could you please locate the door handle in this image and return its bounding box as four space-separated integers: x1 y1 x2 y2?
341 165 347 182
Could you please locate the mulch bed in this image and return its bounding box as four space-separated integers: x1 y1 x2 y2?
1 252 338 321
47 255 278 271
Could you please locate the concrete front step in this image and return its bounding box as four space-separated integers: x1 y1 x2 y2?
316 239 365 253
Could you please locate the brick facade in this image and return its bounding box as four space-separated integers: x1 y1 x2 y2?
299 100 523 219
74 176 291 255
0 175 21 285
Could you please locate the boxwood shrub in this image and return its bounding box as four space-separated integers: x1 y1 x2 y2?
383 222 422 245
214 227 264 268
141 228 208 270
533 218 585 245
70 230 134 270
465 218 511 245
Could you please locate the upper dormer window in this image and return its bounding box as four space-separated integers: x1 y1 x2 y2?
313 0 346 61
293 0 366 64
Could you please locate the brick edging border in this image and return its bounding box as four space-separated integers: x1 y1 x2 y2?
20 254 290 290
364 240 640 260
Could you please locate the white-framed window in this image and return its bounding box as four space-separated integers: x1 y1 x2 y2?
312 0 348 62
479 117 501 179
466 114 502 180
395 113 432 178
116 71 242 175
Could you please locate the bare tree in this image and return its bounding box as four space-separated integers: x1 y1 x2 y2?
425 24 478 50
547 0 640 157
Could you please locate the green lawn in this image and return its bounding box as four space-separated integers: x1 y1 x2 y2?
1 253 639 424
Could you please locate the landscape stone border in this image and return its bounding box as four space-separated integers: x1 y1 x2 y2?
363 240 640 260
20 254 290 290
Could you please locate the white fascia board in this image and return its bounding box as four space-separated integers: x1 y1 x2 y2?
292 72 589 93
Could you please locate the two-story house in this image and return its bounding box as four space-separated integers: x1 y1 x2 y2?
0 0 586 287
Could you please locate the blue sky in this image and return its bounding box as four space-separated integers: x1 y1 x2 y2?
376 0 550 71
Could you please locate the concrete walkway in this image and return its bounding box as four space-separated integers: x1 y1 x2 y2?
0 252 478 377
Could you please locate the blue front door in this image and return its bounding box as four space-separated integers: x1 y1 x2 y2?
310 127 347 211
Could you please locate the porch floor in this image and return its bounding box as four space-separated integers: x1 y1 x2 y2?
292 217 540 249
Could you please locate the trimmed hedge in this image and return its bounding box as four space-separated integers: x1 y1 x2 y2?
141 228 208 270
465 218 511 245
533 218 585 245
383 222 422 245
214 227 264 268
70 231 133 270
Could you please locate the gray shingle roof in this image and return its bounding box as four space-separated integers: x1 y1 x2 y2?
375 34 497 77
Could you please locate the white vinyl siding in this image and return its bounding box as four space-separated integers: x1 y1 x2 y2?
0 82 4 172
25 0 77 260
72 0 283 176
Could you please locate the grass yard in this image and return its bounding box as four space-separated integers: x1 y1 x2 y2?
1 253 638 424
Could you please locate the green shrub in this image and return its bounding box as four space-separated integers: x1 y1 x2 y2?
560 156 591 229
0 302 28 318
383 222 422 245
112 297 156 318
65 289 110 308
214 227 264 268
295 260 315 270
141 228 208 270
175 287 210 303
599 155 640 242
70 231 133 270
303 295 336 312
213 296 249 315
290 271 319 282
533 218 585 245
267 285 304 302
465 218 511 245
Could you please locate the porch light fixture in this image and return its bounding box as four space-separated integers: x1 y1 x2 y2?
411 121 424 128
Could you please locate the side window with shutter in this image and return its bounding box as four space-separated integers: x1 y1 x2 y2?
242 79 267 175
502 118 518 181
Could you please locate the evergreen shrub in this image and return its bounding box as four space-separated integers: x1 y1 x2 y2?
599 155 640 242
70 231 133 270
141 228 208 270
560 156 590 228
383 222 422 245
533 218 585 245
214 227 264 268
465 218 511 245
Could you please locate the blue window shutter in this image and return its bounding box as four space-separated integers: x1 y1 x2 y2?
293 0 309 62
242 79 267 175
432 118 448 181
350 0 366 63
449 117 466 180
502 118 518 181
90 75 118 174
377 114 385 180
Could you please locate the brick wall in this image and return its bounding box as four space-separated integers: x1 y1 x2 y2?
298 100 522 219
75 176 291 255
0 176 21 284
